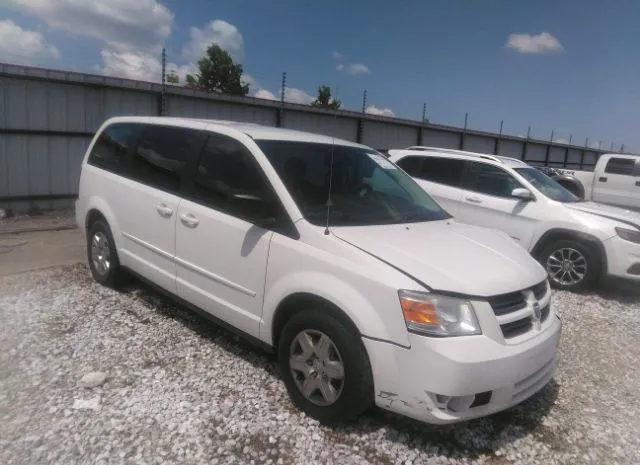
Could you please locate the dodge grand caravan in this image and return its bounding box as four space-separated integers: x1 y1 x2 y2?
76 117 561 425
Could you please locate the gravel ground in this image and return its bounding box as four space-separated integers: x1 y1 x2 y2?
1 264 639 465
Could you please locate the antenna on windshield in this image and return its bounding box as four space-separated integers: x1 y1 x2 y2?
323 88 339 236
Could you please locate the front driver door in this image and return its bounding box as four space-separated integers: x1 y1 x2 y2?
175 131 276 338
457 161 538 249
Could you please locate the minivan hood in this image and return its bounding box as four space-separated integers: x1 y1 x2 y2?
565 201 640 230
332 220 546 297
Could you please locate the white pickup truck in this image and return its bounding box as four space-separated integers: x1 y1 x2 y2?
538 153 640 211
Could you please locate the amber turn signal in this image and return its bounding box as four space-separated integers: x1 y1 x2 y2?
400 297 440 328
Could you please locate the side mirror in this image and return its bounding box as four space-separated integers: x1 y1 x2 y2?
511 188 534 201
231 193 277 225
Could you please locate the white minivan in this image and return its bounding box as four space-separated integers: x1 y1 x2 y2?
76 117 561 425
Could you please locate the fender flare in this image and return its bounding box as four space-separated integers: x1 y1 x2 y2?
83 197 122 250
531 228 608 278
261 271 409 349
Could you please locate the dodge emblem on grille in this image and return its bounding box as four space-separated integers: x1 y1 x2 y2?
532 302 542 330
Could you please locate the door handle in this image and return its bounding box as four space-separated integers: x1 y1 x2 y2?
465 196 482 204
156 203 174 218
599 177 608 182
635 180 640 187
179 212 199 228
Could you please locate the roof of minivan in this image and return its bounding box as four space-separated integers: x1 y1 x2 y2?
104 116 367 149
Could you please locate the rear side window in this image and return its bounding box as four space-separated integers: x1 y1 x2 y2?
604 157 635 175
129 125 203 193
190 134 273 220
419 157 465 187
396 156 423 176
87 123 138 172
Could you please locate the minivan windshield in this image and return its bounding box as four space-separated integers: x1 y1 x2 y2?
256 140 451 226
514 167 581 203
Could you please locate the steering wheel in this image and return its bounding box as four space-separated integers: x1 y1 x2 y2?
353 182 373 199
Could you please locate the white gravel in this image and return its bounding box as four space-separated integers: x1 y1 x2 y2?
1 264 638 465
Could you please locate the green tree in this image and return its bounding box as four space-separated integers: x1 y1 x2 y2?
310 85 341 109
185 44 249 95
166 70 179 84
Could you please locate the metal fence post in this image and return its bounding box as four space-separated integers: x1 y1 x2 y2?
459 113 468 150
494 120 503 155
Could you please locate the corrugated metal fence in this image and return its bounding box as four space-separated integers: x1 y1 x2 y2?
0 62 606 212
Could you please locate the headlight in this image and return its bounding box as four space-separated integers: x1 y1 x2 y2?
615 227 640 244
398 290 481 337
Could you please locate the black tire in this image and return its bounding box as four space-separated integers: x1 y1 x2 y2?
87 219 122 288
537 239 601 291
277 309 374 425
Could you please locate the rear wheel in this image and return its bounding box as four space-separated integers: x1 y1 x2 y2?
537 239 601 291
87 219 122 288
277 309 374 425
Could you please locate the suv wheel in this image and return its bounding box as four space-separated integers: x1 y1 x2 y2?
87 219 122 288
538 239 601 291
277 309 374 425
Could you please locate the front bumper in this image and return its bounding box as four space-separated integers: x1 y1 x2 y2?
603 235 640 281
364 313 561 424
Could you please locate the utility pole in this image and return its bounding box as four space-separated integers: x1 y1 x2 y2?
280 72 286 105
362 90 368 113
160 48 167 116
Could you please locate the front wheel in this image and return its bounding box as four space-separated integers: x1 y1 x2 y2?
537 239 601 291
277 309 374 425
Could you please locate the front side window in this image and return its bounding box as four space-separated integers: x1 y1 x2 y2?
605 157 635 175
255 140 451 227
87 123 138 172
514 167 580 203
464 162 523 198
130 125 202 192
190 134 274 220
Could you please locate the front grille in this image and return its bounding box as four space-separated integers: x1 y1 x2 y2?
499 304 550 339
487 280 548 317
487 280 550 340
487 291 527 316
541 304 550 322
501 317 533 339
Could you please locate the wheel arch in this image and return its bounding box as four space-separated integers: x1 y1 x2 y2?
531 228 608 278
271 292 363 355
82 198 121 249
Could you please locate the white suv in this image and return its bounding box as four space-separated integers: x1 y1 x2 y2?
388 146 640 291
76 117 560 426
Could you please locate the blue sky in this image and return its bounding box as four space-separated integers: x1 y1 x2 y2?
1 0 639 151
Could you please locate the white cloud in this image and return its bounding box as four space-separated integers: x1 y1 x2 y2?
506 32 563 54
252 86 314 105
0 19 59 64
100 49 195 83
336 63 370 75
182 20 244 62
7 0 173 53
553 138 570 144
284 87 315 105
365 105 395 117
254 89 277 100
99 49 161 81
331 51 344 60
